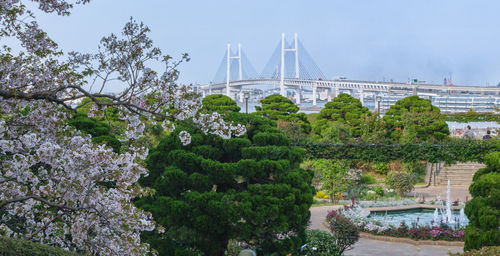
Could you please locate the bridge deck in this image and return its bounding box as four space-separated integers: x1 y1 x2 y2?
202 78 500 93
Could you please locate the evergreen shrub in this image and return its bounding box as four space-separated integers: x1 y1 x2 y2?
305 229 340 256
0 236 81 256
464 152 500 251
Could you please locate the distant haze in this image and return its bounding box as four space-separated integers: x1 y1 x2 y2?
31 0 500 86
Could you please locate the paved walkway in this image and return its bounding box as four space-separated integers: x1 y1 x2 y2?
308 205 343 230
345 237 462 256
309 206 464 256
411 185 471 202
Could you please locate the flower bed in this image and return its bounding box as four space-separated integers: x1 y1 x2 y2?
360 221 465 241
338 198 466 208
327 205 465 242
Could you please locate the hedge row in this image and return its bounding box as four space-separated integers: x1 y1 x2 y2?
446 112 500 123
0 236 82 256
296 140 499 163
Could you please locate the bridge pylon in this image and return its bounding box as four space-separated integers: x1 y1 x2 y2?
225 43 243 98
280 33 300 97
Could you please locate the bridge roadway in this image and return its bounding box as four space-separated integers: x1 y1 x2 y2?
200 78 500 105
203 78 500 93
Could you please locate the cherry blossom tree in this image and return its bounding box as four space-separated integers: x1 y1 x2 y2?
0 1 245 255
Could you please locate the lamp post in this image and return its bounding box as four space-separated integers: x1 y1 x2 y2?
376 95 381 115
244 93 250 114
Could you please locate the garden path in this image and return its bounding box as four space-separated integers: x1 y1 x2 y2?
411 185 471 202
309 206 464 256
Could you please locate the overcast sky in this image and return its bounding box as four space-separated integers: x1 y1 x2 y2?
32 0 500 86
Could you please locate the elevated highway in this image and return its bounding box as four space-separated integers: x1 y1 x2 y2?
201 78 500 106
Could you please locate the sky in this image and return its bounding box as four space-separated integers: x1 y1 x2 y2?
30 0 500 86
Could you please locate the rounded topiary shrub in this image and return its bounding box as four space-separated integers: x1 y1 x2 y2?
305 229 340 256
464 152 500 251
201 94 241 113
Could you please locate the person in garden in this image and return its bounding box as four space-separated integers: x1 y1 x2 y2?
483 130 492 140
463 125 474 139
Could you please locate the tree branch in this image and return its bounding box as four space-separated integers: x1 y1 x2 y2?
0 195 87 211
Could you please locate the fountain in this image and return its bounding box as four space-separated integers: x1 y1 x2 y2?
459 208 467 225
433 208 439 224
430 179 463 225
445 179 454 223
368 179 468 228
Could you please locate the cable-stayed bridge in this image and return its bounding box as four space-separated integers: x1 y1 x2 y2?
200 33 500 112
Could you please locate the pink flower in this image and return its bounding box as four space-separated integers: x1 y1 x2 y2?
430 229 441 237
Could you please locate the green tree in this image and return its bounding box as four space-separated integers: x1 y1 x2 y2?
385 171 418 197
276 120 304 142
464 152 500 251
302 159 352 202
77 97 120 120
78 95 175 150
255 94 299 116
401 161 427 181
316 122 353 144
136 112 314 256
75 97 128 136
383 96 449 142
202 94 241 113
360 112 389 143
255 94 311 134
400 111 450 143
315 93 369 138
68 112 121 153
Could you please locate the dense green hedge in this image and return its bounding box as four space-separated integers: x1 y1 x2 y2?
0 236 82 256
446 112 500 123
296 139 499 163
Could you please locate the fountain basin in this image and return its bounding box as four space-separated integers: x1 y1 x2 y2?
365 204 464 212
368 208 468 227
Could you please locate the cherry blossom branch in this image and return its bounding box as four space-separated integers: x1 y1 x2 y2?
27 214 61 240
0 195 86 211
0 89 72 111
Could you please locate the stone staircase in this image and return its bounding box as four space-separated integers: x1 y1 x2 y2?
434 162 485 186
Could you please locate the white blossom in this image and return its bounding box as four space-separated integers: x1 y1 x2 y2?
178 131 191 146
0 1 247 255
